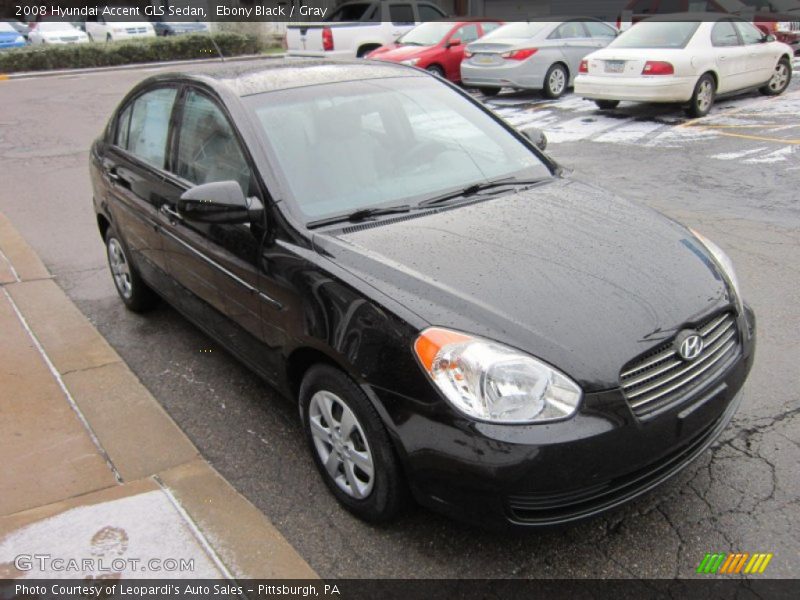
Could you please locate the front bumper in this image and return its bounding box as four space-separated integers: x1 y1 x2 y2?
461 59 548 90
575 74 696 103
374 306 755 529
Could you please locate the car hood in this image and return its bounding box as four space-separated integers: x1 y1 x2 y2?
0 30 21 40
313 178 733 391
374 45 433 60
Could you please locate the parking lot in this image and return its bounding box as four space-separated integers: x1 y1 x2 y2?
1 59 798 578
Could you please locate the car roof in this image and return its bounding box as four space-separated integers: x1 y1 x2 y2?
160 58 423 97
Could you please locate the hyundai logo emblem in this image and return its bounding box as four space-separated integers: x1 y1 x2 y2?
676 331 704 361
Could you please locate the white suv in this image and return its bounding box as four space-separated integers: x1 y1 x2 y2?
85 9 155 42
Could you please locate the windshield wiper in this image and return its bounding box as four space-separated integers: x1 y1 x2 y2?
418 177 548 208
307 204 412 229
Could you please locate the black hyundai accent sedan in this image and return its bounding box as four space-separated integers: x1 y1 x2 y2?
90 59 755 528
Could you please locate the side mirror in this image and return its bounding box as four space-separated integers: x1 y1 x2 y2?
519 126 548 151
763 33 776 42
178 181 263 224
448 38 462 47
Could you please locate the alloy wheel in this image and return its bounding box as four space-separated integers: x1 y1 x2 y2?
107 238 132 299
696 79 713 113
769 63 789 93
308 390 375 499
549 67 566 96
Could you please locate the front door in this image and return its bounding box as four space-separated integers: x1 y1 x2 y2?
162 87 283 380
734 19 776 86
710 19 749 93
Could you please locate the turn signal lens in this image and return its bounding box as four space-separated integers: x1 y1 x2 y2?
464 50 473 58
642 61 674 75
579 59 588 73
502 48 538 60
414 327 582 423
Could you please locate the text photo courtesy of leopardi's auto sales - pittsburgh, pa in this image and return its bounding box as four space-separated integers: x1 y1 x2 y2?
0 0 798 598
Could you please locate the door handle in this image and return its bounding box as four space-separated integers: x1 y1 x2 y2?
160 204 182 221
719 55 727 61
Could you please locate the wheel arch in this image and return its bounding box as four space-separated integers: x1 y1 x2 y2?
356 42 382 57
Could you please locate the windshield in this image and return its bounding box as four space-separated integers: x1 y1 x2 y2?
480 22 549 41
38 22 77 31
715 0 749 11
610 21 700 48
245 77 550 222
398 22 452 46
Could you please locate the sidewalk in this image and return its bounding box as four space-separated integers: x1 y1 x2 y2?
0 211 315 580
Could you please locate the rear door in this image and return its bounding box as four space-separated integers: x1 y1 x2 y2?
549 21 597 78
710 19 749 93
101 86 178 289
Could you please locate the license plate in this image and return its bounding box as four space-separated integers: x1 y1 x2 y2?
474 54 496 65
605 60 625 73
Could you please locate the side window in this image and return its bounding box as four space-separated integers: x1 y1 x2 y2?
126 87 177 169
418 4 445 21
711 20 740 46
734 20 764 44
115 104 132 149
585 21 617 38
175 90 252 196
389 4 414 24
551 21 586 39
481 22 502 36
452 24 480 44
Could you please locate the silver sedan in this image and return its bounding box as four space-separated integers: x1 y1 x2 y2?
461 19 618 97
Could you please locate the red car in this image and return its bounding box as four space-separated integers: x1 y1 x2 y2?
367 19 503 82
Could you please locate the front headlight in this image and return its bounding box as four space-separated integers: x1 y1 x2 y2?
690 229 743 314
401 58 420 66
414 328 582 423
776 21 791 32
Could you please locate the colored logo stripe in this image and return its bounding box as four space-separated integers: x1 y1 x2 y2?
696 552 773 574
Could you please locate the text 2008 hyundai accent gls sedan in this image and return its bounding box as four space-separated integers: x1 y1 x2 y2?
90 59 755 529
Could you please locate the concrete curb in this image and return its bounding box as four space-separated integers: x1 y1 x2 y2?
0 210 315 579
0 51 286 80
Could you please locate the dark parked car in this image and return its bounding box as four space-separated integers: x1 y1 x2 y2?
91 60 755 528
151 20 209 36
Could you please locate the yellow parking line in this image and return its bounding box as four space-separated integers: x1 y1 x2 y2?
0 74 9 81
701 130 800 144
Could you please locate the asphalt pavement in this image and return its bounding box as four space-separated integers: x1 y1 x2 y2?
0 61 798 578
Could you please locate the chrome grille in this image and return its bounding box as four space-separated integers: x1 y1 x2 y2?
620 312 739 416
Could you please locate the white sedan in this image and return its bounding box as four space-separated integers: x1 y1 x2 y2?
575 13 793 117
28 22 90 45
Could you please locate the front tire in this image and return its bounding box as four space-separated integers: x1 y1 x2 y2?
104 226 159 312
760 57 791 96
685 73 715 118
300 365 408 523
543 63 568 99
594 99 620 110
426 64 444 78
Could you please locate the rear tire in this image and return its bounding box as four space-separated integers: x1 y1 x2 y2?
356 45 380 58
685 73 715 118
478 86 501 97
594 99 620 110
104 226 159 312
760 57 791 96
543 63 568 99
300 364 408 523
